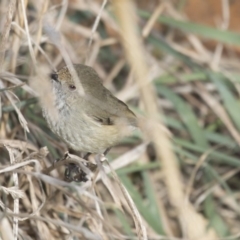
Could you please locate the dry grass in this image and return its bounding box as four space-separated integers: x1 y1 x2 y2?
1 0 240 240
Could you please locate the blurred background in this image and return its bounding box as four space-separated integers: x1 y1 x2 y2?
1 0 240 239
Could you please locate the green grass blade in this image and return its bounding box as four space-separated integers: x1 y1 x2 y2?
120 175 165 234
142 171 164 233
175 138 240 166
114 209 134 237
209 73 240 131
156 84 208 148
140 10 240 46
204 194 229 237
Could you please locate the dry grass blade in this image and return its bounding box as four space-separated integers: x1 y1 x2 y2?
3 88 29 133
0 159 42 174
195 168 240 209
11 22 55 71
106 160 147 240
0 139 37 151
142 2 166 38
86 0 107 65
0 218 14 240
95 155 122 210
0 186 25 200
0 83 25 93
101 142 148 175
5 146 19 240
2 0 240 238
185 146 220 201
43 24 84 96
20 0 37 68
196 82 240 146
0 0 16 71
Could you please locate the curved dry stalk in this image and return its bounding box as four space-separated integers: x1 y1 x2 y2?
112 0 218 239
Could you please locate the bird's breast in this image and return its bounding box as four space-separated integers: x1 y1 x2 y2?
43 106 130 153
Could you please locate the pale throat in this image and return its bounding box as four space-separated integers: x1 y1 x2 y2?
46 82 72 119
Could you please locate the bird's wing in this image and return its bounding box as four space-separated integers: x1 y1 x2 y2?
91 115 114 125
82 77 137 126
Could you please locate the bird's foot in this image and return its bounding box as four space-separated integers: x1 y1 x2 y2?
64 163 88 182
63 152 98 183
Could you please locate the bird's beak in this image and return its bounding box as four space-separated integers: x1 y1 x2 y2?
50 72 59 82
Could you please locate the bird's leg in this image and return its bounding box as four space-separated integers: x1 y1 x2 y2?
83 152 91 160
64 149 111 182
103 148 111 156
63 150 88 182
52 151 68 165
64 151 96 182
100 148 111 163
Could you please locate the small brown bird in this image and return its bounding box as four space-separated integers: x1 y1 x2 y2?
42 64 137 155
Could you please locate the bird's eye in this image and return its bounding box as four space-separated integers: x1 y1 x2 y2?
69 85 76 90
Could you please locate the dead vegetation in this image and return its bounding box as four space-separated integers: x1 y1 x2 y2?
1 0 240 240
